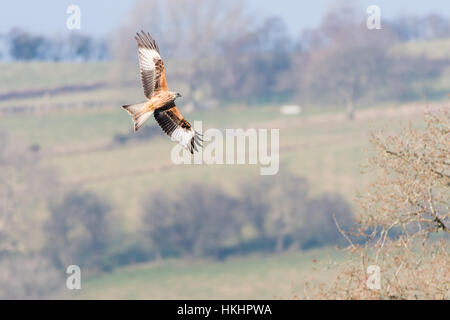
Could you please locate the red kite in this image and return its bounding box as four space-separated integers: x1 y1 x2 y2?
122 31 201 153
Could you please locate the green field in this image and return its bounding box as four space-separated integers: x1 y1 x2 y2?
1 60 446 299
65 248 343 299
2 105 425 229
0 66 433 236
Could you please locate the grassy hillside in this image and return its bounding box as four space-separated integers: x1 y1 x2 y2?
0 86 433 234
1 59 446 299
0 61 135 94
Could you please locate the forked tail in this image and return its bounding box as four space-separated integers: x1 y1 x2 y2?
122 102 153 131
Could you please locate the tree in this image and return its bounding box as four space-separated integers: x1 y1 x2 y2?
258 172 309 252
218 16 292 103
0 255 62 299
240 172 354 252
309 109 449 299
110 0 252 109
296 4 398 119
44 191 112 270
300 193 354 249
0 133 56 256
362 111 449 234
142 184 239 258
9 29 47 61
387 13 450 41
0 134 61 299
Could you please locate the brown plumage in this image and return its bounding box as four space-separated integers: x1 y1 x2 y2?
122 31 201 153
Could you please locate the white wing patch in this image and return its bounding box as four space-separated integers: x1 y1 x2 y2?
139 48 160 70
153 108 202 154
171 127 196 150
135 31 164 99
138 47 161 99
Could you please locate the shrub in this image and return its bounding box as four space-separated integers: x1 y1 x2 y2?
142 185 239 258
239 172 354 252
141 172 355 259
44 191 113 270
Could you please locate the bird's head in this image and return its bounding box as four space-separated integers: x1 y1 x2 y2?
170 91 182 100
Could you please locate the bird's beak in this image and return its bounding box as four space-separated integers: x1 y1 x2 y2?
176 93 182 98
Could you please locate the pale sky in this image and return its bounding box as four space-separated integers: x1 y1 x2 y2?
1 0 449 38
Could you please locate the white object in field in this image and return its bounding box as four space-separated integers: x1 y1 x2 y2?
281 105 302 115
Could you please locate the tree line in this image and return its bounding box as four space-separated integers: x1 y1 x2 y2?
0 132 354 297
43 171 354 270
2 2 449 112
0 29 108 61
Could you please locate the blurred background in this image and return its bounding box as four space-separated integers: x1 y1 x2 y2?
0 0 449 299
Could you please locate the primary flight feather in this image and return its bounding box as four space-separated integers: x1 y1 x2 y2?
122 31 201 154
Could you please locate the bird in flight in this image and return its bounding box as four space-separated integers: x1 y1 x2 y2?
122 31 201 153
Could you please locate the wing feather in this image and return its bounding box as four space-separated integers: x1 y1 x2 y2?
154 107 201 154
135 31 168 99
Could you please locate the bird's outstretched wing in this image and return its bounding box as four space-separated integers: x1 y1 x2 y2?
154 106 202 154
135 31 168 99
